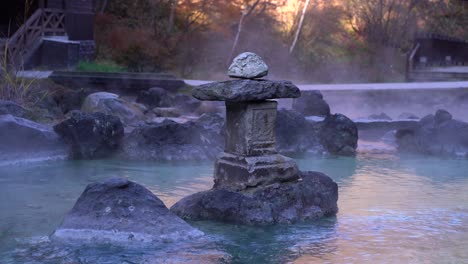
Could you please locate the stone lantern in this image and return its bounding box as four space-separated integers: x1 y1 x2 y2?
193 52 301 191
171 52 338 224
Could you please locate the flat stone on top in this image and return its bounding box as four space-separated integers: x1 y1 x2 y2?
193 79 301 102
228 52 268 79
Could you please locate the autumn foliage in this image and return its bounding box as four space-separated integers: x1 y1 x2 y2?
93 0 468 82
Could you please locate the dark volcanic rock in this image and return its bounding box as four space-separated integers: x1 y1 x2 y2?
54 88 91 114
0 114 66 159
136 87 173 108
292 90 330 117
276 109 322 153
54 111 124 159
52 177 203 243
121 114 224 161
0 100 26 117
434 109 452 124
193 79 301 102
396 110 468 157
171 171 338 225
318 114 358 156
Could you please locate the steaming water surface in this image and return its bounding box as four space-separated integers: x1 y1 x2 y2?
0 153 467 263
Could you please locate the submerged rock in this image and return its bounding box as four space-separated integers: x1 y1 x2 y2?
82 92 145 125
318 114 358 156
52 177 203 244
228 52 269 79
193 79 300 102
171 171 338 225
396 110 468 157
292 90 330 117
0 100 27 117
54 111 124 159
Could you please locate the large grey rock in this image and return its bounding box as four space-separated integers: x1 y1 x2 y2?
52 177 203 244
53 111 124 159
193 79 301 102
121 114 224 161
318 114 358 156
292 90 330 117
228 52 268 79
396 110 468 157
82 92 145 125
0 100 26 117
0 114 66 160
171 171 338 225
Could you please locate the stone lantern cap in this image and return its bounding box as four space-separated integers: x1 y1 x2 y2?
193 52 301 102
193 79 301 102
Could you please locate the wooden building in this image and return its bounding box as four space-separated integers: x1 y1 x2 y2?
407 34 468 81
0 0 96 69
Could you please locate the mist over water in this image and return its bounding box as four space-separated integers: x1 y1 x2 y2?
0 153 467 263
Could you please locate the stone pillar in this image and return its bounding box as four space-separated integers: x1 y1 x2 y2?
225 101 277 156
214 100 299 191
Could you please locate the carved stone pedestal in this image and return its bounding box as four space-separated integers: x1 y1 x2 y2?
214 152 299 191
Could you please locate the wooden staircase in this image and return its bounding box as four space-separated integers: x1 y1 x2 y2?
0 8 66 68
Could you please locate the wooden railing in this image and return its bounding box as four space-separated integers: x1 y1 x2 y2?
0 8 66 67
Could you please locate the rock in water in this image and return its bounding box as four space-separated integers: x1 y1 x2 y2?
52 177 204 244
292 90 331 117
0 114 66 161
318 114 358 156
121 115 223 161
228 52 269 79
396 110 468 157
54 111 124 159
193 79 301 102
434 109 452 124
171 171 338 224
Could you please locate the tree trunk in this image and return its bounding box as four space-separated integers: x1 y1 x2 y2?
227 10 246 65
168 0 177 33
289 0 311 54
227 0 261 64
100 0 108 13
